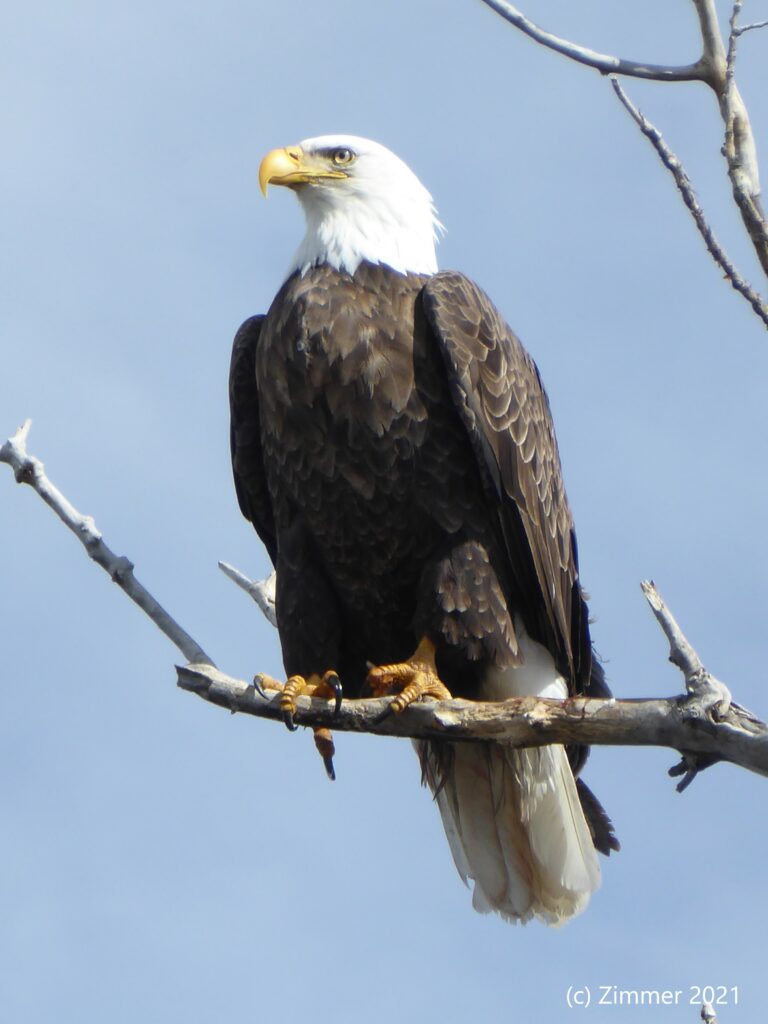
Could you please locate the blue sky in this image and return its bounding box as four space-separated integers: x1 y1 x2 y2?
2 2 767 1021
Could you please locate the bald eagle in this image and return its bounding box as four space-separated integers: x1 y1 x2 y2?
229 135 618 925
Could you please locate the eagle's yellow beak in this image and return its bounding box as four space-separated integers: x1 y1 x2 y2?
258 145 347 197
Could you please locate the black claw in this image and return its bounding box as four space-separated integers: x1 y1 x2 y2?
323 756 336 782
327 671 343 716
252 675 268 700
283 709 299 732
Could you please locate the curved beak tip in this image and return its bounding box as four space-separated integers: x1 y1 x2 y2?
258 145 303 199
258 161 273 199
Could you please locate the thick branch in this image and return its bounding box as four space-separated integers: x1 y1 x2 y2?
691 0 728 87
666 1 768 275
176 663 768 777
477 0 704 81
5 421 767 785
218 565 767 782
723 2 768 276
0 421 214 667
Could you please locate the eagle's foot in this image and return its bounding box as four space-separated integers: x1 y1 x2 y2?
367 637 451 721
254 669 343 730
253 670 342 780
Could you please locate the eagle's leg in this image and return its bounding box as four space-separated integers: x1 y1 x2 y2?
254 670 342 779
367 637 452 719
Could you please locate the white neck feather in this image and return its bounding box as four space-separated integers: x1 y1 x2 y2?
288 136 442 277
292 192 439 277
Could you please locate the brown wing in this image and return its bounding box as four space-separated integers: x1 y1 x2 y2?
420 271 591 691
229 315 277 563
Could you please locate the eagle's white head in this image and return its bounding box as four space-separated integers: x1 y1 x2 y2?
259 135 442 277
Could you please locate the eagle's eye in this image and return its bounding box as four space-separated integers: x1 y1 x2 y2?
331 147 355 167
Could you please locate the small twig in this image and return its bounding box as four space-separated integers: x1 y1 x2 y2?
642 580 735 790
610 76 768 329
477 0 704 81
735 19 768 35
0 421 214 666
219 562 277 626
642 581 710 690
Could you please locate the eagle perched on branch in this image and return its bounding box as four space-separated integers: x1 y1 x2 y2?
229 135 618 925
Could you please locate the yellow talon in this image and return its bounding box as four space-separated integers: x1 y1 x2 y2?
367 637 452 714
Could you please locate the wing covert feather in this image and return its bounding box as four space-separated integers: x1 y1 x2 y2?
421 272 588 686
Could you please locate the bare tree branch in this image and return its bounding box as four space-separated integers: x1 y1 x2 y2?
641 580 731 707
691 0 729 87
723 1 768 275
4 421 767 784
479 0 768 325
214 567 768 780
477 0 704 81
176 661 768 779
0 420 214 667
219 561 277 626
641 579 746 790
701 1001 718 1023
609 77 768 328
735 19 768 36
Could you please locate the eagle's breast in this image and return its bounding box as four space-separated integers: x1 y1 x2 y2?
254 262 439 593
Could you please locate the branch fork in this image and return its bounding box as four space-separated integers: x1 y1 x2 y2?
479 0 768 327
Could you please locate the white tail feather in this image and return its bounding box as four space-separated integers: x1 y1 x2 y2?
423 740 600 925
419 620 601 925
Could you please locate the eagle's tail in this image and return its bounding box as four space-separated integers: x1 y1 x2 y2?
417 739 601 925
